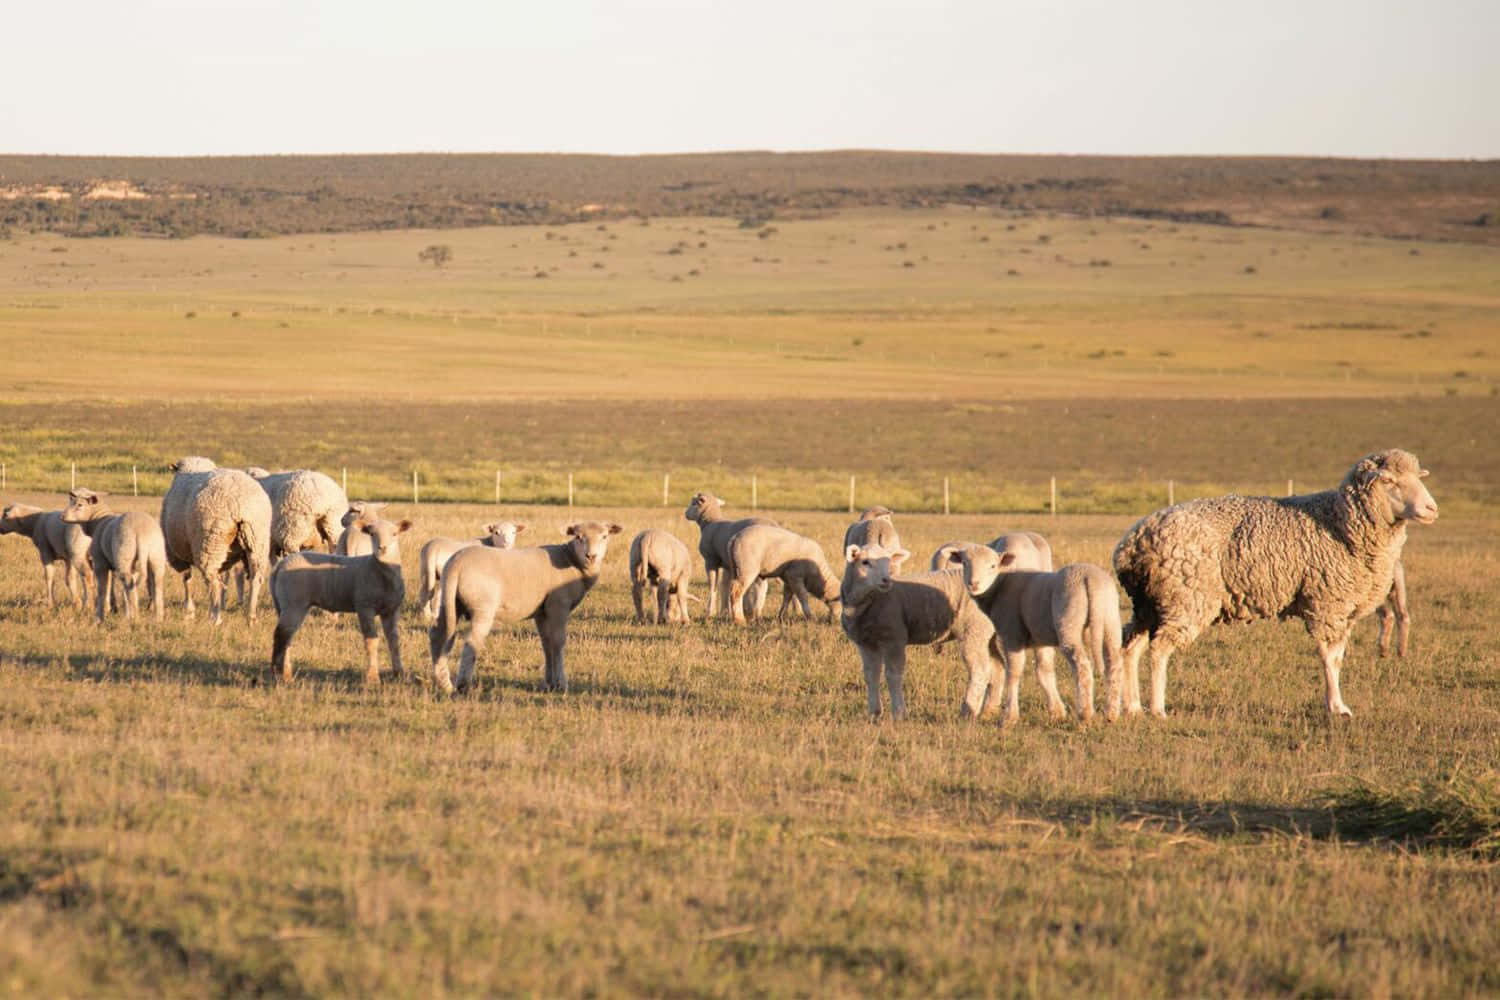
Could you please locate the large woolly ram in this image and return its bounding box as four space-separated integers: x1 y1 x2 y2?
1112 449 1437 719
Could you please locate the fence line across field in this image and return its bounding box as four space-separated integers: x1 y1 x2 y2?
10 463 1312 517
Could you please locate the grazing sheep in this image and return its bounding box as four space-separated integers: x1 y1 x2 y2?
683 492 775 616
60 489 167 622
842 506 901 553
1113 449 1438 718
930 531 1054 573
429 521 623 695
0 502 93 609
248 468 348 561
629 529 695 624
335 501 387 557
839 542 1000 721
270 518 412 684
726 524 841 624
160 456 272 624
961 547 1125 723
417 521 526 621
1375 560 1410 658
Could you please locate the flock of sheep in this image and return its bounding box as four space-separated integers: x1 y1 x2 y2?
0 448 1435 721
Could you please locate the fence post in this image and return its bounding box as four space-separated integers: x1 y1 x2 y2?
495 469 501 504
662 473 669 507
1 463 5 489
568 473 574 507
412 469 419 504
752 475 758 510
943 477 950 515
71 462 76 490
1168 479 1174 505
133 466 139 497
342 467 348 493
1287 479 1294 496
848 476 855 514
1050 476 1057 517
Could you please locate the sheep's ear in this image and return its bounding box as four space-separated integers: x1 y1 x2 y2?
513 523 527 535
890 548 911 569
946 550 964 565
605 523 623 535
1419 469 1430 479
845 544 862 563
999 552 1017 567
396 519 413 534
481 522 499 533
563 524 580 537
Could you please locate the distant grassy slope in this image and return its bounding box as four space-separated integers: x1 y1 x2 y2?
1 150 1496 243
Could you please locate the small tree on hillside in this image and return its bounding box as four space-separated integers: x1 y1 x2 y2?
418 244 453 268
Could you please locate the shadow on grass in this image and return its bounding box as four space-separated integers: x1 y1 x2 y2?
1 650 254 688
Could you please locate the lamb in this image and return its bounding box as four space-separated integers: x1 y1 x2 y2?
0 502 93 609
1375 560 1410 658
839 542 1001 721
429 521 623 695
683 492 775 616
1112 449 1438 719
335 501 387 557
960 547 1125 723
726 524 842 624
159 456 272 624
628 529 695 624
930 532 1054 573
60 489 167 622
842 506 901 553
417 521 526 621
270 518 412 684
248 468 348 561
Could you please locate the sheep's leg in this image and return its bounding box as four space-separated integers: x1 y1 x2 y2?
356 610 382 684
1375 605 1394 658
751 579 769 618
1059 641 1095 722
657 580 673 624
1316 635 1353 718
631 577 647 623
978 640 1007 720
793 582 813 621
93 566 111 623
859 646 884 720
243 561 263 623
885 647 908 721
149 564 165 621
958 637 994 719
729 576 751 625
1120 628 1147 716
1000 646 1026 724
42 561 58 609
178 570 196 618
455 614 495 695
271 606 310 682
1388 583 1411 658
122 571 141 620
1147 636 1178 719
430 623 460 695
538 612 568 692
381 613 403 679
706 567 721 618
1034 647 1068 720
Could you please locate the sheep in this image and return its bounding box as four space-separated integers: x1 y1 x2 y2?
931 532 1054 573
683 492 775 616
628 529 695 624
270 518 412 684
248 468 348 561
429 521 623 695
960 547 1125 723
0 502 92 609
160 456 272 624
1112 449 1438 719
1375 560 1410 658
839 542 1001 721
842 506 901 553
726 524 841 625
335 501 388 557
59 489 167 622
417 521 526 621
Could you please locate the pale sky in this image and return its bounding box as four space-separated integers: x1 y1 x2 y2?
4 0 1496 159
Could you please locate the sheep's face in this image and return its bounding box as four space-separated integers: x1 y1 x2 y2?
858 505 894 522
843 543 908 602
683 492 724 524
1356 451 1438 526
483 521 525 549
565 521 623 574
961 547 1022 597
342 502 386 528
0 504 40 533
357 518 412 562
61 489 105 524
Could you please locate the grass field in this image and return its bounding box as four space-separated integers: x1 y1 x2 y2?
2 203 1499 995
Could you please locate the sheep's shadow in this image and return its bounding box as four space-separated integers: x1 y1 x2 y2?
963 791 1347 843
432 669 698 714
4 650 252 688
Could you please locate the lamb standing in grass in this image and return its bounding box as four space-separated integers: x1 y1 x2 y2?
429 521 623 695
842 506 900 553
0 502 92 609
417 521 526 621
930 531 1054 573
1112 449 1437 718
1375 560 1410 658
270 517 412 684
160 456 272 624
726 524 842 624
60 489 167 622
629 529 695 624
335 501 387 557
684 492 775 616
248 468 348 561
839 542 1000 721
961 546 1124 723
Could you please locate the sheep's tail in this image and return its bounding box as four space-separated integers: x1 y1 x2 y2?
236 510 269 580
630 543 649 587
1089 577 1125 694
